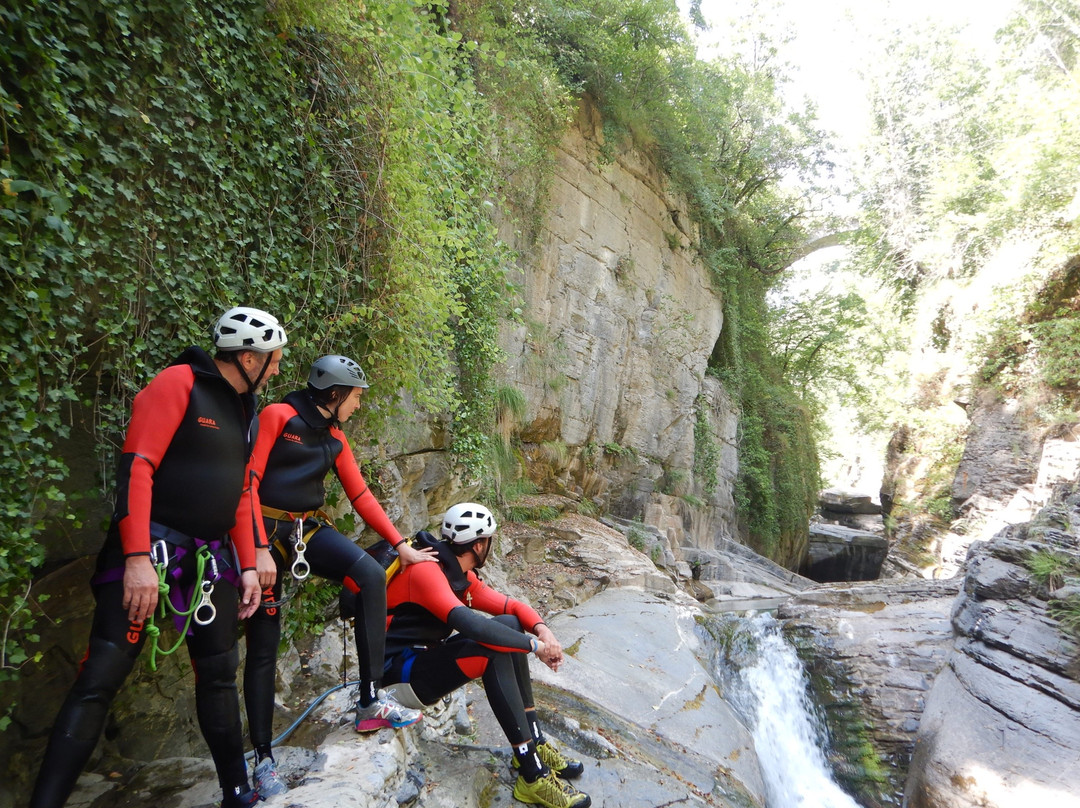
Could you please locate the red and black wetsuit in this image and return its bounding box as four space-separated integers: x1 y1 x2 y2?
30 347 258 808
243 389 405 751
382 534 544 744
99 346 259 572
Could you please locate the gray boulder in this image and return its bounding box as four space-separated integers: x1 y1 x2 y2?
779 578 960 805
802 523 890 582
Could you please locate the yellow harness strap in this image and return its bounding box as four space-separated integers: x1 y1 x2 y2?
261 505 330 557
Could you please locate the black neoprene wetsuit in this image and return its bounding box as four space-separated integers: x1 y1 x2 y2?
30 347 258 808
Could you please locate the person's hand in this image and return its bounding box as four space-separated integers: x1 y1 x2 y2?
256 547 277 590
534 625 564 672
397 540 437 567
122 555 160 624
238 569 261 620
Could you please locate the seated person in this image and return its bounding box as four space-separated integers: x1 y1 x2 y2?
382 502 591 808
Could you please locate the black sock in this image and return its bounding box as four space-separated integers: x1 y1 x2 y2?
525 709 547 746
223 783 254 806
255 744 273 763
514 740 547 781
357 680 378 708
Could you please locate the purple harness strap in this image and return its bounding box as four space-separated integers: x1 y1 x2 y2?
92 534 241 636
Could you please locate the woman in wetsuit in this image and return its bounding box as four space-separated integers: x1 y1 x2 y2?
242 355 434 795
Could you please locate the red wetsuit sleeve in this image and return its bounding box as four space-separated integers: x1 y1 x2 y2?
465 572 545 633
398 560 472 622
229 456 264 571
332 427 405 547
117 365 194 557
391 563 534 654
238 403 295 553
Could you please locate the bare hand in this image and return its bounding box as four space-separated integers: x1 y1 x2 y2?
397 541 437 568
535 625 564 672
255 547 278 590
122 555 160 624
238 569 261 620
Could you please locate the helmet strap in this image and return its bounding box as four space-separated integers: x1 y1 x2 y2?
312 390 345 424
470 537 491 569
231 351 270 394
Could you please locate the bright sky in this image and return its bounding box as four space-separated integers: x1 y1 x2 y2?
690 0 1019 147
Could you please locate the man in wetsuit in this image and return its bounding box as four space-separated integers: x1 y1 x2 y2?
29 307 287 808
382 502 592 808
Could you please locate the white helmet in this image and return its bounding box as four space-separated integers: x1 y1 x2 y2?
213 307 287 352
441 502 497 545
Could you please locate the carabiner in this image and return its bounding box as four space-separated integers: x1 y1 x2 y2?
193 579 217 625
206 552 220 584
291 517 310 581
151 539 170 569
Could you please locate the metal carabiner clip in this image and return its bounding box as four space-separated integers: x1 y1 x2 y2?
206 552 220 584
151 539 170 569
193 579 217 625
291 518 310 581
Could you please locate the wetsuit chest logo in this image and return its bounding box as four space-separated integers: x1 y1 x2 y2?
198 416 220 430
283 431 303 445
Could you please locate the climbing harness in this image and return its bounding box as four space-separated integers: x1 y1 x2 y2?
257 508 330 612
144 538 222 670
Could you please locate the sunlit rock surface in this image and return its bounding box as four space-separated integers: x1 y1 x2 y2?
904 490 1080 808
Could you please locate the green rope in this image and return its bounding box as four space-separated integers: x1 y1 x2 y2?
145 545 212 671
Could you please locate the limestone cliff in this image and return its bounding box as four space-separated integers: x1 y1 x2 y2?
369 98 739 574
497 100 736 527
904 486 1080 808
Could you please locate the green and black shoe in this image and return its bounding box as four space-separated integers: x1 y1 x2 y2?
512 770 591 808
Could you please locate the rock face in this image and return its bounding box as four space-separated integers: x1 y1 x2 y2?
904 489 1080 808
779 579 960 806
355 97 739 550
496 99 737 529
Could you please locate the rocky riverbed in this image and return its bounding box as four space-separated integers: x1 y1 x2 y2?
9 489 1080 808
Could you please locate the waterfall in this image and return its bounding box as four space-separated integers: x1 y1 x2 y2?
716 613 861 808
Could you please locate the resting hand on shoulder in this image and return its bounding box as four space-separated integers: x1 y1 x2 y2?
397 540 437 567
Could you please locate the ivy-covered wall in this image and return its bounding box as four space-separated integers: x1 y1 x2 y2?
0 0 509 700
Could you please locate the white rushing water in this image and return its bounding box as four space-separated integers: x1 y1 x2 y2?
720 614 862 808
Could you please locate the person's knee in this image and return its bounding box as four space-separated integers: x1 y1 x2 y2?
457 654 492 680
75 637 138 696
192 645 240 687
343 553 384 594
244 616 281 666
59 638 137 741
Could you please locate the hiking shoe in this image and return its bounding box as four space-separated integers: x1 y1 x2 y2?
220 786 263 808
354 688 423 732
513 740 586 780
512 770 592 808
252 757 288 797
